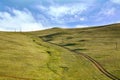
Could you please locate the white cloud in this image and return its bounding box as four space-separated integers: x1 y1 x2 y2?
47 4 88 18
48 6 68 18
36 3 89 18
35 1 96 24
75 25 89 28
36 4 88 24
0 9 44 32
0 27 7 31
110 0 120 4
80 17 86 21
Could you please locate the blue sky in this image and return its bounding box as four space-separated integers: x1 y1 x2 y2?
0 0 120 31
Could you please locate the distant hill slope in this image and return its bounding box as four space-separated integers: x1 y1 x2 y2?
31 23 120 78
0 23 119 80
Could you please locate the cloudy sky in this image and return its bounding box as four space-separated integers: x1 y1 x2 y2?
0 0 120 31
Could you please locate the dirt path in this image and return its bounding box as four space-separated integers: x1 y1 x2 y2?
42 39 119 80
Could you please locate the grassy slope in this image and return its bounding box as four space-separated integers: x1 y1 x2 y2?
34 23 120 78
0 32 50 80
0 32 110 79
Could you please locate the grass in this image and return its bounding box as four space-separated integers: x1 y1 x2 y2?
0 32 50 79
34 23 120 79
0 32 110 80
0 23 119 80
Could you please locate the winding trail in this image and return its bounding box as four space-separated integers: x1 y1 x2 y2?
41 38 120 80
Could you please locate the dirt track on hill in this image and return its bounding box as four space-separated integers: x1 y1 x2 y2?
41 38 119 80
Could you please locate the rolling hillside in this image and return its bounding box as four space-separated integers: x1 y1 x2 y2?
0 23 120 80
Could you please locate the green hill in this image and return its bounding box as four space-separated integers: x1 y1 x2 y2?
0 23 119 80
